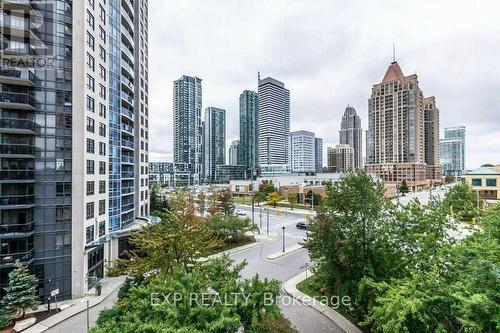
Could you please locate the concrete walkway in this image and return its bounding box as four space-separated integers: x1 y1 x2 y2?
23 276 126 333
282 271 362 333
266 243 304 260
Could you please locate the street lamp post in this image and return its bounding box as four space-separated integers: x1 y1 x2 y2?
266 207 269 235
81 299 90 331
282 226 285 252
250 166 255 227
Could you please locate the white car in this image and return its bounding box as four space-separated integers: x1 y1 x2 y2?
235 210 246 216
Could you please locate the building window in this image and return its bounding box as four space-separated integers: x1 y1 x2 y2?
86 181 94 195
99 142 106 156
87 95 95 113
98 199 105 215
486 179 497 187
86 74 95 91
99 45 106 61
472 178 482 186
87 160 95 174
86 117 95 132
99 26 106 43
99 4 106 23
88 0 94 9
99 180 106 194
86 53 94 71
86 31 95 50
99 123 106 137
86 202 94 220
99 65 106 81
86 138 94 153
98 221 105 237
56 183 72 197
86 10 94 30
99 161 106 174
99 103 106 118
99 84 106 99
86 225 94 244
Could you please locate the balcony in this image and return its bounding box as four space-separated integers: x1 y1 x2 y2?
0 118 36 134
122 0 134 18
0 248 34 267
121 202 134 213
121 123 134 135
121 156 134 164
0 194 35 207
121 171 134 179
0 144 35 157
0 222 35 235
121 75 134 94
0 92 36 110
121 139 134 150
121 27 134 48
0 69 35 86
121 91 134 108
121 8 134 32
121 61 135 80
121 186 134 194
121 107 134 121
121 45 134 63
0 170 35 181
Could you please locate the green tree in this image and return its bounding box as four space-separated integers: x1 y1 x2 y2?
399 179 410 196
91 256 294 333
444 175 456 184
197 191 207 216
0 308 11 329
443 182 479 220
217 188 235 216
207 214 258 244
115 202 222 279
287 193 296 210
267 191 281 207
1 261 40 318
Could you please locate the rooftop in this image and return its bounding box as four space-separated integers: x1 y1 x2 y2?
381 61 405 83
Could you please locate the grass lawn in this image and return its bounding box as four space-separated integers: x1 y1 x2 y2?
296 275 359 326
209 235 256 255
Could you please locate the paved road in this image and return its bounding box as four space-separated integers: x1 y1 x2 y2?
48 206 342 333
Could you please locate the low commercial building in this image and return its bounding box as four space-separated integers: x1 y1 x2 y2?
215 165 248 183
464 166 500 201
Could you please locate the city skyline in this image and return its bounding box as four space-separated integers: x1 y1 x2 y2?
148 0 500 169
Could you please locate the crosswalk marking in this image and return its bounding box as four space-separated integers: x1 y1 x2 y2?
284 232 306 240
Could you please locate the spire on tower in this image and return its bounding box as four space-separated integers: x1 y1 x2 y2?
392 42 396 63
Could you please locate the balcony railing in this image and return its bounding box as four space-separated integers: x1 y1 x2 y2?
0 144 35 156
0 170 35 180
121 171 134 179
121 123 134 134
121 27 134 46
0 222 35 234
121 156 134 164
0 92 36 108
0 118 36 131
0 248 34 266
121 107 134 120
121 186 134 194
121 61 135 79
0 194 35 206
0 69 36 85
121 139 134 149
121 45 134 63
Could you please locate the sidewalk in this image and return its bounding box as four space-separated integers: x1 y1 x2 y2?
266 243 304 260
23 276 126 333
236 203 316 216
203 231 278 261
282 271 362 333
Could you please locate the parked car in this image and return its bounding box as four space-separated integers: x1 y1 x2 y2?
296 221 309 230
235 210 246 216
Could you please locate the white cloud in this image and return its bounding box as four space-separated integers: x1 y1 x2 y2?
148 0 500 168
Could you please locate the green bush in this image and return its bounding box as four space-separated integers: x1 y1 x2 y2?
0 309 11 329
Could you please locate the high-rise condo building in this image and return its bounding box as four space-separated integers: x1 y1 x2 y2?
440 126 466 176
365 60 441 190
290 131 316 173
239 90 258 170
314 137 323 173
173 75 202 186
257 76 290 174
0 0 149 301
339 106 363 169
327 145 354 173
424 97 440 180
228 140 240 166
203 107 226 183
149 162 174 187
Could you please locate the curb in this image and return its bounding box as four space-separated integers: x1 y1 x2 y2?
23 277 126 333
266 244 304 260
282 271 362 333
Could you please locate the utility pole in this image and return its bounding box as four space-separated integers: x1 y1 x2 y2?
266 207 269 235
282 226 285 252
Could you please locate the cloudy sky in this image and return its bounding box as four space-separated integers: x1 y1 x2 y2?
148 0 500 169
